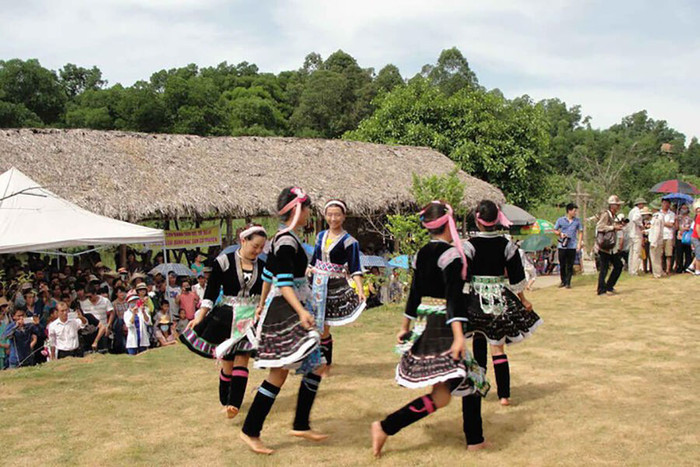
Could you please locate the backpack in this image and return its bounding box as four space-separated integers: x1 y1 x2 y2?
596 211 616 251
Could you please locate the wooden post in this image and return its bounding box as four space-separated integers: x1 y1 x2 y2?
119 244 127 269
225 216 233 246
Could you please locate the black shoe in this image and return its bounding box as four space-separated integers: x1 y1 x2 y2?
558 283 566 288
565 284 572 289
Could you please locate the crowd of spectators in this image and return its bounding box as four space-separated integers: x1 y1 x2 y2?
0 251 212 369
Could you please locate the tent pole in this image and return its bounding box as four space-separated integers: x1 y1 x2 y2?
120 244 127 269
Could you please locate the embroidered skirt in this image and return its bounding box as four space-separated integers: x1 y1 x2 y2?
464 277 543 345
254 283 320 370
395 305 489 397
179 304 255 361
323 278 365 326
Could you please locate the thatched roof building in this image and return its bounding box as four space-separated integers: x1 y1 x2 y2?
0 128 504 221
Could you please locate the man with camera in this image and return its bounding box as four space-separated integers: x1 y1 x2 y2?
554 203 584 289
595 195 625 295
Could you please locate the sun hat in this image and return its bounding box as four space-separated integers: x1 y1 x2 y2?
633 197 647 206
135 282 148 291
607 195 624 205
0 297 9 308
126 291 139 303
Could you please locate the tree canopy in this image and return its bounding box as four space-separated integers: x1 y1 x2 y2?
0 49 697 209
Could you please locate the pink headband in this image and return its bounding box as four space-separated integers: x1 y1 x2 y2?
420 201 467 280
476 210 512 228
239 225 267 242
278 187 308 235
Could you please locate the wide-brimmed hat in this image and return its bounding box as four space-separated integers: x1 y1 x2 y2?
95 262 106 269
634 197 647 206
103 270 119 278
649 199 662 210
639 206 652 216
135 282 148 291
607 195 624 205
21 282 33 290
126 291 139 303
88 274 100 283
0 297 9 308
158 314 172 325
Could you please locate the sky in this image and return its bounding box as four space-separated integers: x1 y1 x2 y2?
1 0 698 139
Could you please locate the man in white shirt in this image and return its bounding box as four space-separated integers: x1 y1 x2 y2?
79 286 114 352
165 272 181 321
193 273 207 301
49 301 87 359
660 199 676 274
626 198 646 275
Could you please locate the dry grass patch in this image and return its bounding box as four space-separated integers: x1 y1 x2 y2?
1 274 698 466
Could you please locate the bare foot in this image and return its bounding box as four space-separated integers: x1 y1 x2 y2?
290 429 329 442
226 406 239 419
239 432 274 455
467 440 490 451
371 421 388 458
499 398 510 406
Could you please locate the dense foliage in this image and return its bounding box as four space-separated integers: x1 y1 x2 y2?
1 48 697 208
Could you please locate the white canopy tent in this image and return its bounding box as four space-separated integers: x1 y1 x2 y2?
0 167 164 255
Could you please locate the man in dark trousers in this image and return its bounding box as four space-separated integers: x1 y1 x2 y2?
595 195 625 295
554 203 584 288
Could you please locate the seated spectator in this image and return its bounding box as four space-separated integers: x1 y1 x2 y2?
124 292 151 355
154 313 177 347
175 309 189 335
1 308 37 368
49 302 87 360
176 279 199 321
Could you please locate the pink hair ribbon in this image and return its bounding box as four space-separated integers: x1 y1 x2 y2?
420 201 467 280
278 187 308 235
475 209 513 228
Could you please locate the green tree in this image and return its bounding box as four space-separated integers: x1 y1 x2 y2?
421 47 479 96
387 170 466 256
58 63 106 98
0 59 66 124
346 78 549 207
221 86 287 136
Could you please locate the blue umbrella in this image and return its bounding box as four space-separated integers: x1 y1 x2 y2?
662 192 694 204
388 255 410 269
149 263 196 277
361 255 389 269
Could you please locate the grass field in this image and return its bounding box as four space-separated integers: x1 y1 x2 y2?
1 274 698 466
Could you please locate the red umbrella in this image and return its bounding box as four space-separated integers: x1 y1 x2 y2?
650 179 699 195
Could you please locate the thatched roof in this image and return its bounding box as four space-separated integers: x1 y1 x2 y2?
0 128 504 221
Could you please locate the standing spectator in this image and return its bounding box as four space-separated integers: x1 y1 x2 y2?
165 272 181 320
135 282 155 318
1 308 37 368
690 200 700 276
124 292 151 355
0 298 11 369
618 217 631 269
111 286 129 354
554 203 583 289
191 254 206 276
193 273 207 301
176 279 199 322
595 195 625 295
660 199 676 275
48 302 87 359
675 204 693 272
80 285 114 352
23 289 44 321
627 198 647 275
647 201 665 278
